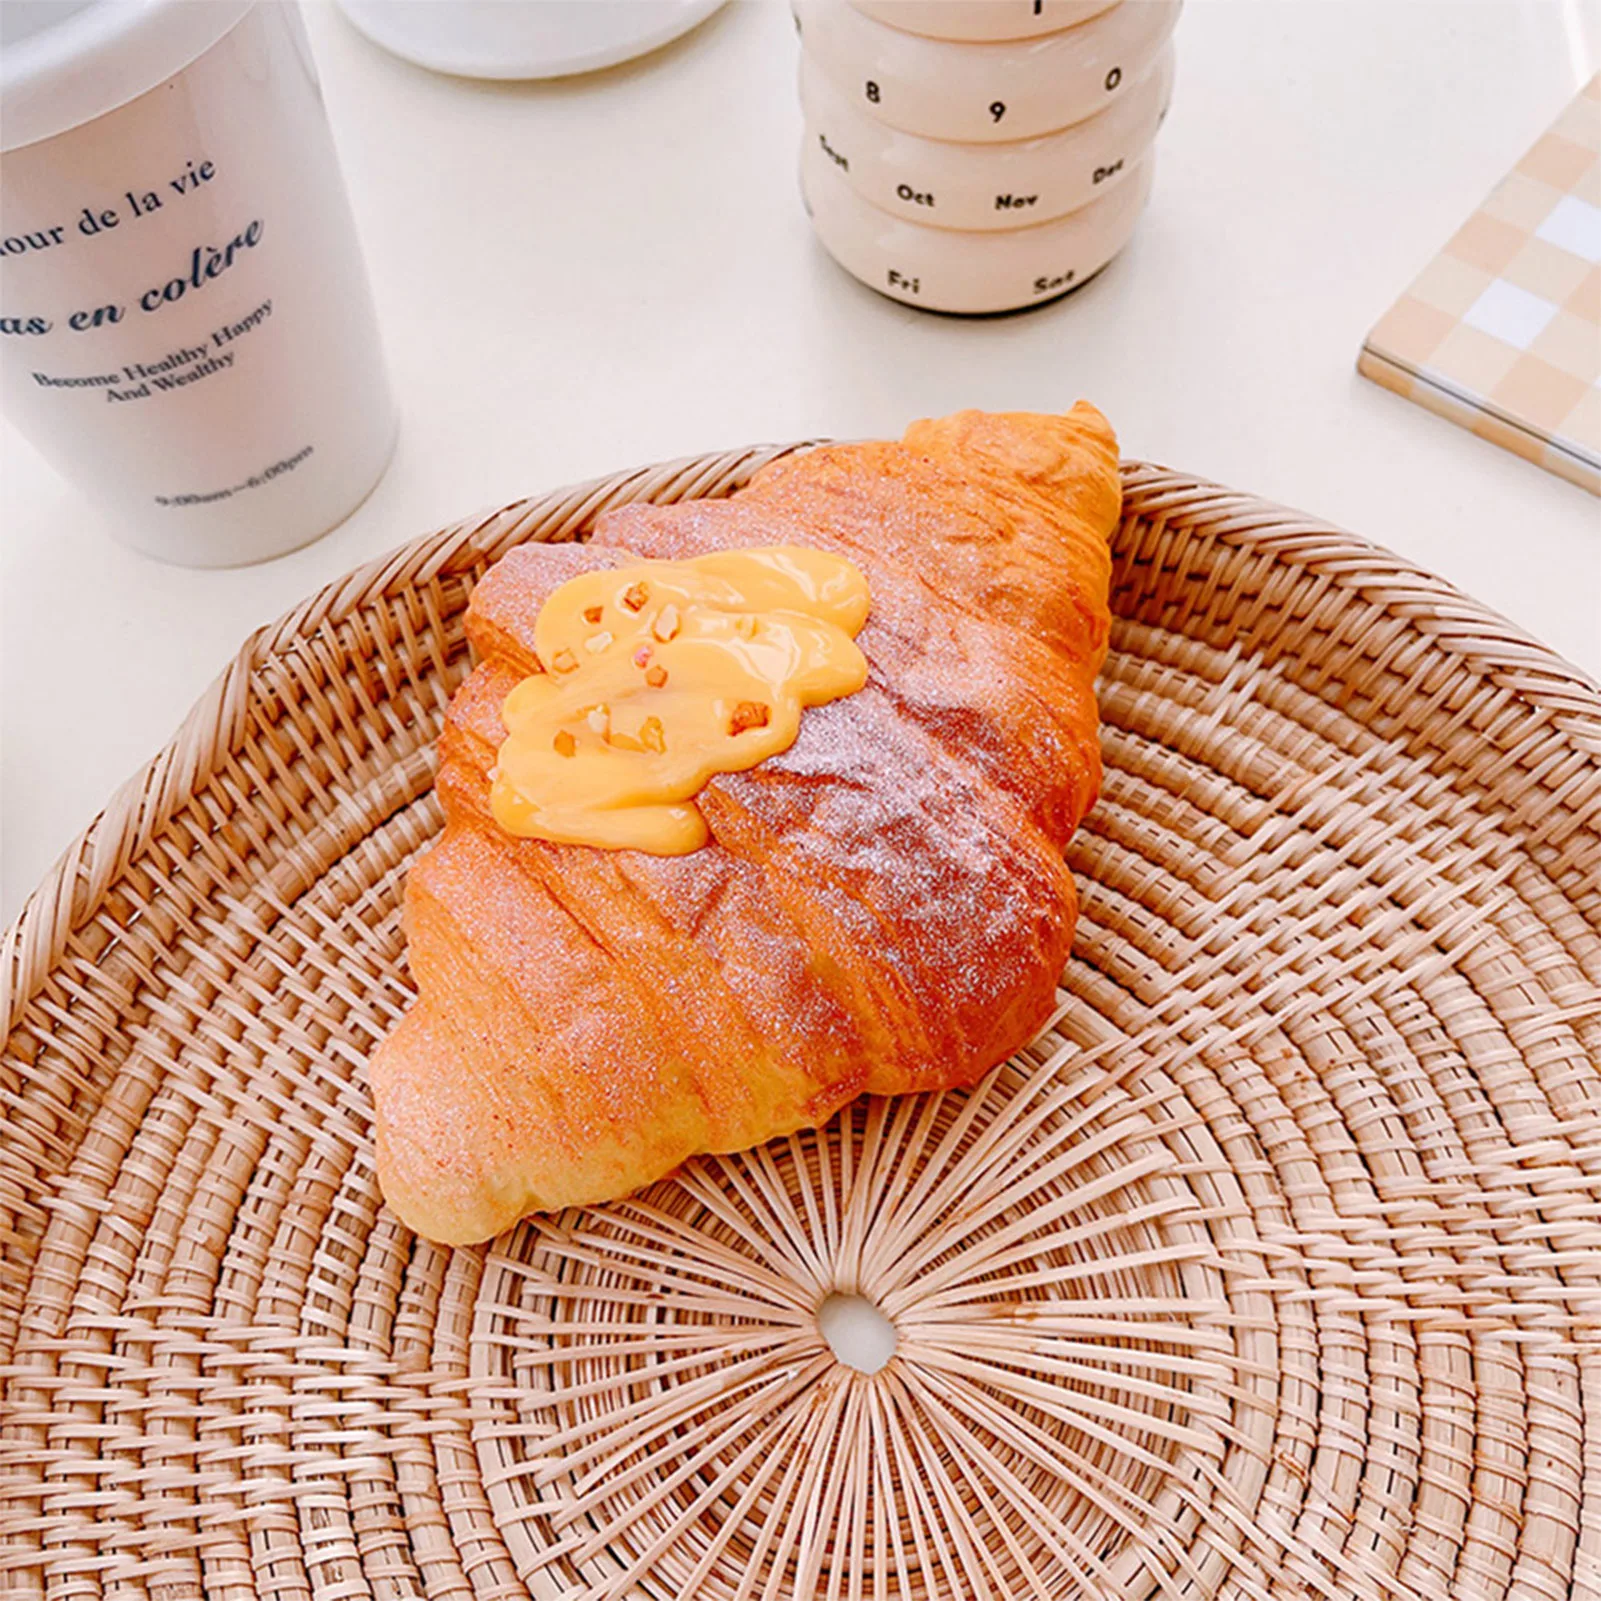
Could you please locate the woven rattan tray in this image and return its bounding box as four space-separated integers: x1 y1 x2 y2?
3 450 1599 1601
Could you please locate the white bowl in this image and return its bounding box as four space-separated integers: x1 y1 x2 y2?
794 0 1180 142
801 40 1171 230
802 135 1153 313
850 0 1119 43
336 0 726 80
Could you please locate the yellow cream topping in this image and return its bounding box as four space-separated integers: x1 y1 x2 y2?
491 546 871 853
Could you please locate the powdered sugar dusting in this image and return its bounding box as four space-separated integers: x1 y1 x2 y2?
372 407 1120 1238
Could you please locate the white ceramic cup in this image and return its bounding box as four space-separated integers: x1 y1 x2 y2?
802 136 1154 313
801 40 1171 230
794 0 1180 142
850 0 1119 44
0 1 396 567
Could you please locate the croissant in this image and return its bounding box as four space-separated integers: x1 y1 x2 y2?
371 405 1120 1244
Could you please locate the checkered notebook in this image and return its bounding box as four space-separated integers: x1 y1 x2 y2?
1360 74 1600 496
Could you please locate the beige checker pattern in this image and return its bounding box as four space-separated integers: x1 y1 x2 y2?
1361 74 1601 495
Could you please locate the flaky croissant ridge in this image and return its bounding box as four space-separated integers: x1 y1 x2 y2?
370 406 1121 1244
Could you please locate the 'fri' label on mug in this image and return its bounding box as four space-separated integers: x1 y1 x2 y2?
887 269 920 294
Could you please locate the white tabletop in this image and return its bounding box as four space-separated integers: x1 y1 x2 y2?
3 0 1599 922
